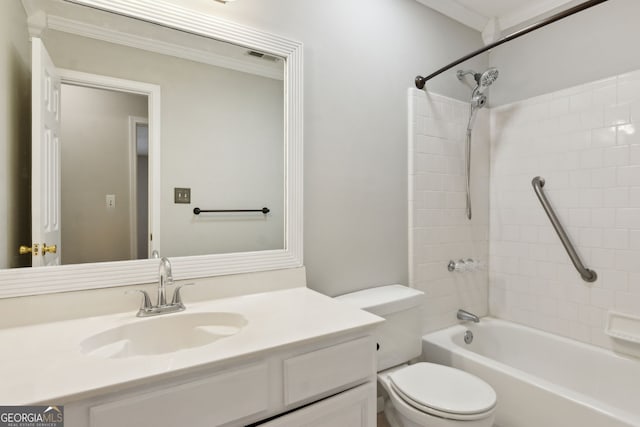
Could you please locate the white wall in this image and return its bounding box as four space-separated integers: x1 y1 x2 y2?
489 0 640 106
159 0 488 295
490 70 640 351
409 89 489 333
60 85 148 264
44 30 285 258
0 1 31 269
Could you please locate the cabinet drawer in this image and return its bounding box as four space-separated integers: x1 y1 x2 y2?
90 362 269 427
283 337 375 405
258 382 376 427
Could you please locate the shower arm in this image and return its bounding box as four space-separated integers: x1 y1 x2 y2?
457 70 478 81
415 0 609 89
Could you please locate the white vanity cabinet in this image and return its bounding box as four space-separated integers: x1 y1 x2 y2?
64 334 377 427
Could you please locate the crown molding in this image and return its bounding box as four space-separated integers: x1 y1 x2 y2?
415 0 578 37
415 0 488 32
498 0 576 31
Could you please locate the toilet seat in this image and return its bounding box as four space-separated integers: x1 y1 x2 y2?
388 363 496 421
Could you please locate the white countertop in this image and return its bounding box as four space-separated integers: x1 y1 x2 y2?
0 287 382 405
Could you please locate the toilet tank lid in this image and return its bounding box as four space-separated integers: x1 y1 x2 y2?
335 285 424 316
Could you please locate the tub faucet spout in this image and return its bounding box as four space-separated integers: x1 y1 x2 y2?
457 309 479 323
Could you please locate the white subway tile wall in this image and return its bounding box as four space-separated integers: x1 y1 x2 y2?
490 71 640 350
408 89 489 334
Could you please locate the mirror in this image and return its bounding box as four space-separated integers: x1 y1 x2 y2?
0 0 303 297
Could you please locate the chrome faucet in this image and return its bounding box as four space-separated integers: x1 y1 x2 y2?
129 257 193 317
158 257 173 306
457 309 480 323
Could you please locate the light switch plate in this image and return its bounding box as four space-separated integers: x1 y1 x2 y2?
106 194 116 209
174 188 191 204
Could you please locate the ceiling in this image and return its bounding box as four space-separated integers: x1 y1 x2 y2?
416 0 580 40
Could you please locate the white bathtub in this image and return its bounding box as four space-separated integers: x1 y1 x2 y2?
422 318 640 427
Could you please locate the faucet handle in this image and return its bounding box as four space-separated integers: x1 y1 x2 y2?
126 289 153 310
171 283 195 305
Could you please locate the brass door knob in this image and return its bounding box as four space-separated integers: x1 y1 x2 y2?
19 244 39 256
42 244 57 255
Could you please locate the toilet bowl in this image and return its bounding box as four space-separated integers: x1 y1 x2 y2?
378 363 495 427
336 285 497 427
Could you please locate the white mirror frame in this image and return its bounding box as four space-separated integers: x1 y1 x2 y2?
0 0 303 298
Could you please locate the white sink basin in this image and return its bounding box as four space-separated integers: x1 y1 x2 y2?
80 312 247 359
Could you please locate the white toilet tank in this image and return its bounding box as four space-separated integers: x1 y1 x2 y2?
336 285 424 371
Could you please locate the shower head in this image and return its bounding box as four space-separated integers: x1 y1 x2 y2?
458 67 499 132
457 67 499 94
459 67 499 222
476 67 499 94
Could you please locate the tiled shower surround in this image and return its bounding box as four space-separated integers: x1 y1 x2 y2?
411 70 640 350
409 89 490 333
490 71 640 350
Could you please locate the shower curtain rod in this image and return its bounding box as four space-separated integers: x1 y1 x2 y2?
415 0 610 89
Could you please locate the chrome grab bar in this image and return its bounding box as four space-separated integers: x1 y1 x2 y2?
531 177 597 283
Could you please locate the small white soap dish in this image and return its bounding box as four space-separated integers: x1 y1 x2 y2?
605 311 640 344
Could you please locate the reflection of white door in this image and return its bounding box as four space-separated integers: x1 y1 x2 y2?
32 38 61 266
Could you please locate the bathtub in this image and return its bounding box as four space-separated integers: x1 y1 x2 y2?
422 318 640 427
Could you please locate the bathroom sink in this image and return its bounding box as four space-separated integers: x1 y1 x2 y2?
80 312 248 359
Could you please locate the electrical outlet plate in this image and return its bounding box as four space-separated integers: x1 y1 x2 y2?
174 188 191 204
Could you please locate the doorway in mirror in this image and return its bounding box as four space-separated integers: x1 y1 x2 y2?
59 83 149 265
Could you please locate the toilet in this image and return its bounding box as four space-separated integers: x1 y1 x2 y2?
336 285 496 427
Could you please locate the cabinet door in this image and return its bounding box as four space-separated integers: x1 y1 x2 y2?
258 382 376 427
89 362 269 427
283 336 375 405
